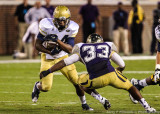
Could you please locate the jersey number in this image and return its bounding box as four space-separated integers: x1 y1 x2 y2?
82 45 109 62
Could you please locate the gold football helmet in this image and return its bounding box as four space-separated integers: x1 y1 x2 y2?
86 33 104 43
53 6 71 31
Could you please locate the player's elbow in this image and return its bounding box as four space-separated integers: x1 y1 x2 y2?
120 61 125 69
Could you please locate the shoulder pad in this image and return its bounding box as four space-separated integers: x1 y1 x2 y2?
105 42 118 52
68 20 79 37
72 43 83 54
69 21 79 30
39 18 54 36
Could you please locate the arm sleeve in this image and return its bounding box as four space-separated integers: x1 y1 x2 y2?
67 37 75 47
63 54 80 65
37 32 45 42
110 52 125 68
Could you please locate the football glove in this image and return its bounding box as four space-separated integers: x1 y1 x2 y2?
44 34 58 42
40 69 51 79
154 69 160 83
155 25 160 41
50 46 61 55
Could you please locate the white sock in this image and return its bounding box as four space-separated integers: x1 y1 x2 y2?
91 92 104 104
79 95 87 104
36 82 40 89
139 98 150 109
139 79 148 87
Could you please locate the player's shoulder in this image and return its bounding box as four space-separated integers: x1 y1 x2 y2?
75 43 84 48
39 18 53 28
72 43 84 54
104 42 117 52
39 18 54 35
104 42 113 47
68 20 79 31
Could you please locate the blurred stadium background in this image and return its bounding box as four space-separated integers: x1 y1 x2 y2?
0 0 159 55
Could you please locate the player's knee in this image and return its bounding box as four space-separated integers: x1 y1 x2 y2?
42 84 52 91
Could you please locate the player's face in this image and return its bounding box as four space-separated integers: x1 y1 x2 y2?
55 17 68 30
57 19 66 27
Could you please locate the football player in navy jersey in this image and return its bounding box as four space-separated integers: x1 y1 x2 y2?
40 33 156 113
129 23 160 104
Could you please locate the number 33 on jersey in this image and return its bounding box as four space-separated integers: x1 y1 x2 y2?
72 42 117 79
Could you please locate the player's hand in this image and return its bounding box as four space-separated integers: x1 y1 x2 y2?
116 67 125 73
40 70 51 79
154 69 160 83
50 47 61 55
44 34 58 42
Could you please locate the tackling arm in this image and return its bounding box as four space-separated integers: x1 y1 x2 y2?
40 54 80 79
110 51 125 72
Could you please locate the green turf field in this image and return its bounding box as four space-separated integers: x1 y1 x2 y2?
0 59 159 114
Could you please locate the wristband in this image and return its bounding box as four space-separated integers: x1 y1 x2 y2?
48 69 52 73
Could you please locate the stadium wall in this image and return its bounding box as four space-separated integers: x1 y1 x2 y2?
0 4 156 55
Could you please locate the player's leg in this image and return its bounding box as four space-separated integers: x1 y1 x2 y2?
78 73 111 110
111 70 156 113
129 75 158 103
59 56 93 110
32 53 54 102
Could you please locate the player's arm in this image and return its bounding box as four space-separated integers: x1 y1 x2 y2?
56 37 74 54
35 32 52 55
107 42 124 72
40 54 80 79
110 51 125 72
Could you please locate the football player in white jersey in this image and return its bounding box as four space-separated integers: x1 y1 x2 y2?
31 6 93 110
129 23 160 104
39 33 156 113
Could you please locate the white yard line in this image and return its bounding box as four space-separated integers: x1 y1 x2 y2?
0 56 156 64
0 71 154 79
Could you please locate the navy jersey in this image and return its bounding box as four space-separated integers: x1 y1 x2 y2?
78 42 115 79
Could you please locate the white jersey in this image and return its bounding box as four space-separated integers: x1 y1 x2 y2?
25 7 51 24
22 21 39 43
39 18 79 59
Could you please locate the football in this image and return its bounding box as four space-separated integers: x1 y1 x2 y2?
43 41 58 51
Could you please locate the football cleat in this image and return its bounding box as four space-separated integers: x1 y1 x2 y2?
32 81 40 103
145 106 156 113
129 78 144 104
129 94 138 104
82 104 94 111
101 97 111 110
